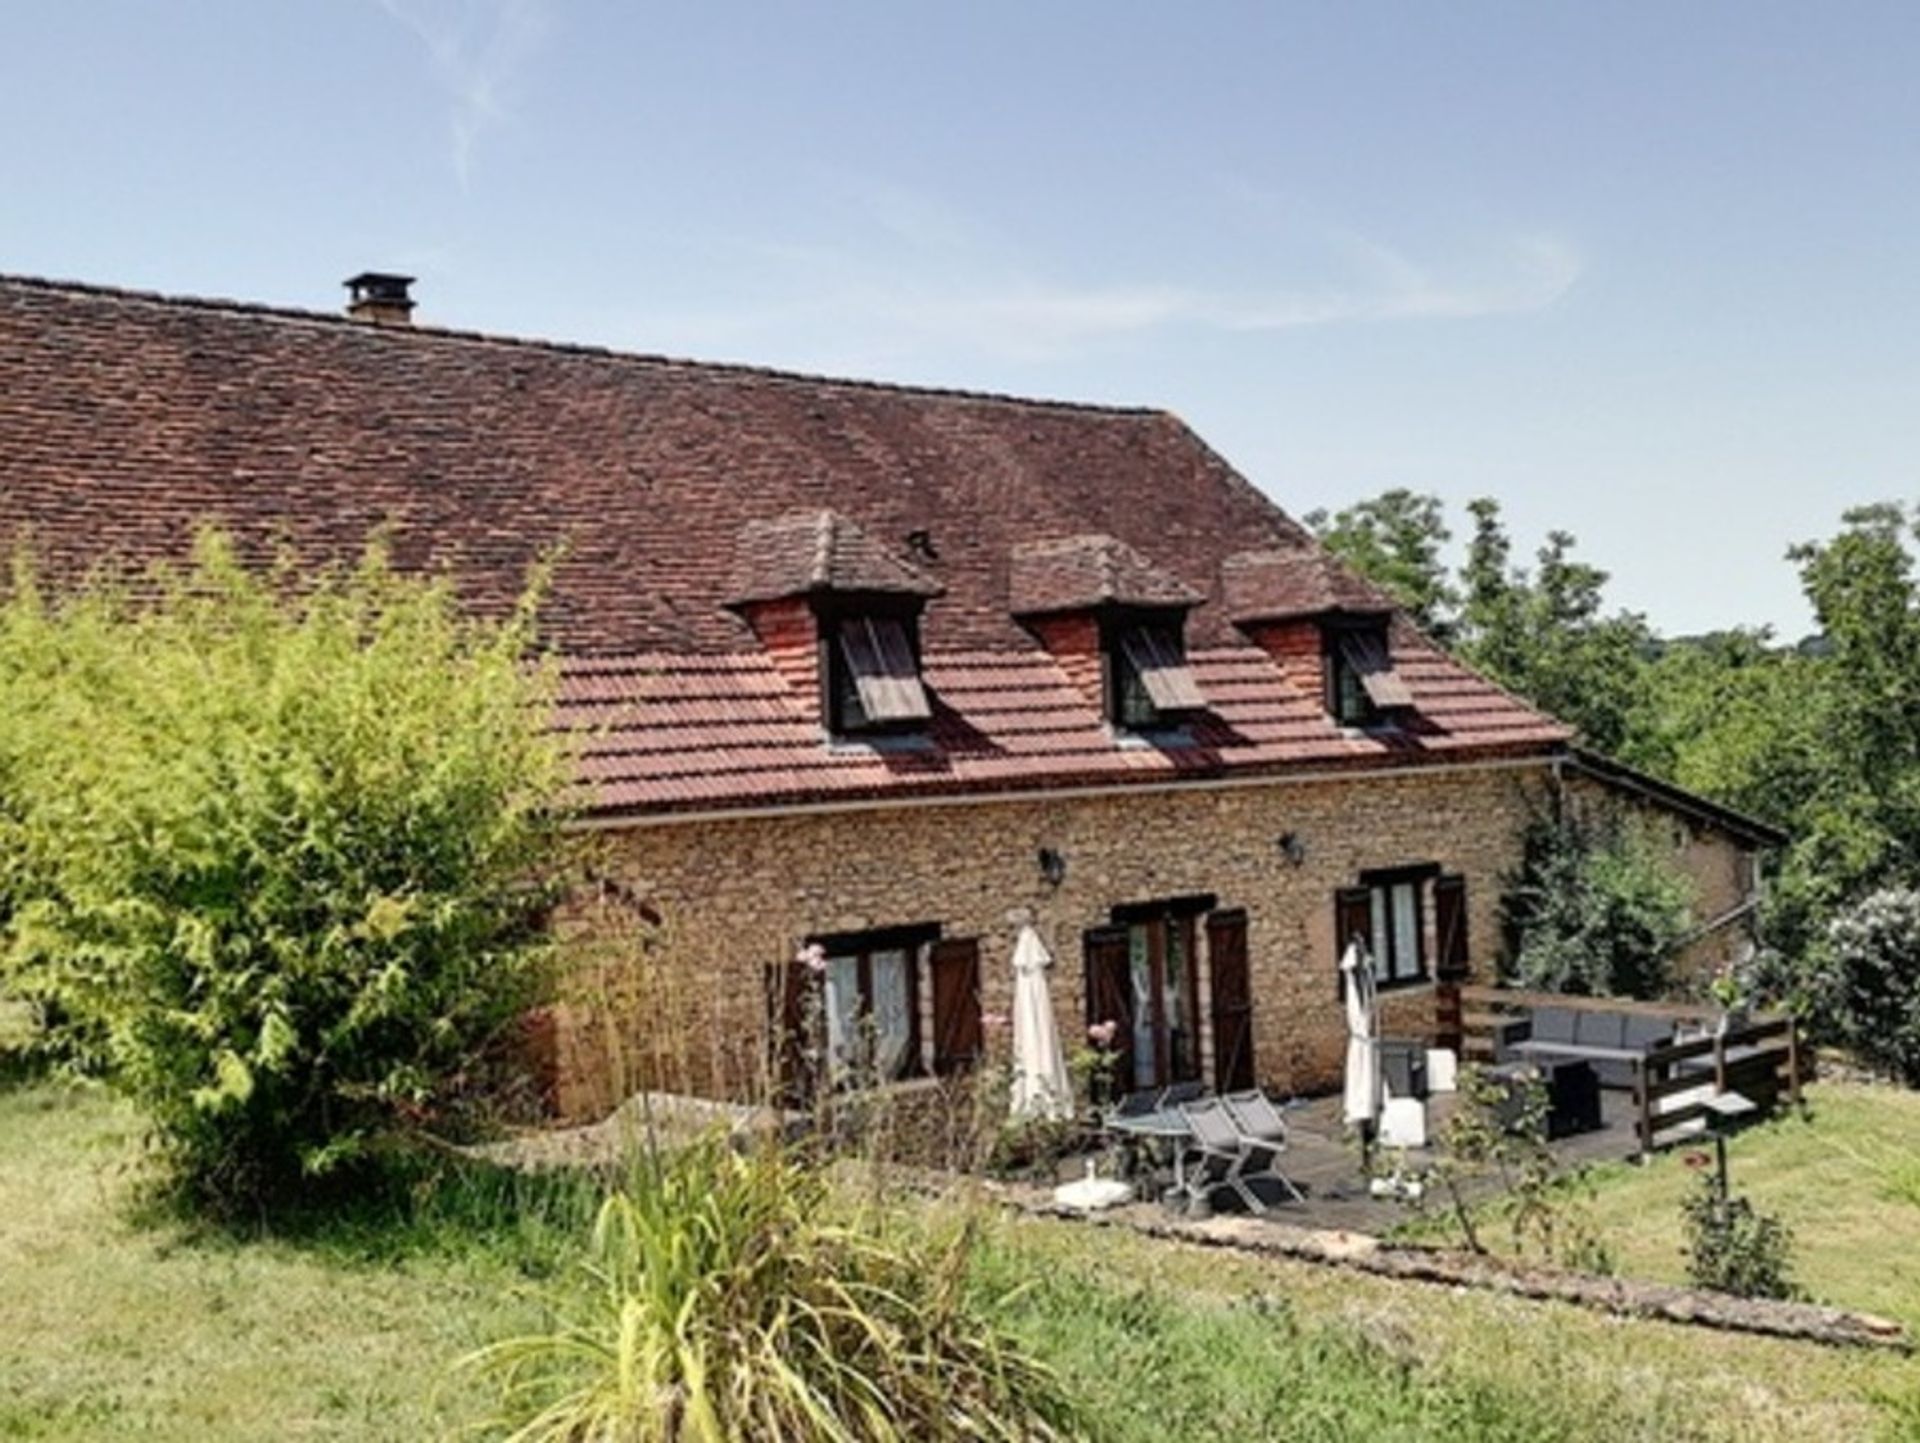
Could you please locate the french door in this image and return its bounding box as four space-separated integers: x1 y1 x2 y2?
1085 912 1201 1092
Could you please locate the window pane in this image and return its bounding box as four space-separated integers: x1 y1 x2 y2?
869 949 913 1079
1391 883 1420 981
1369 888 1389 981
1165 919 1193 1080
823 955 861 1077
1128 925 1155 1088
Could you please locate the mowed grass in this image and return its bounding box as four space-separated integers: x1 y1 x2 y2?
1406 1080 1920 1330
1563 1081 1920 1329
0 1082 575 1441
984 1205 1920 1443
3 1075 1918 1441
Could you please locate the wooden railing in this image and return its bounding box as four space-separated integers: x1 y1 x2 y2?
1450 984 1805 1155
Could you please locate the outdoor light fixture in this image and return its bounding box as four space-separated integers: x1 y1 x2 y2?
1277 831 1307 867
1037 847 1068 887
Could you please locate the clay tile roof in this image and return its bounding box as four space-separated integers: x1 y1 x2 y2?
1008 534 1205 617
1221 545 1397 624
727 509 944 608
0 272 1579 817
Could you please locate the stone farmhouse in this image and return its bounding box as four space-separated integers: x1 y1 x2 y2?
0 272 1784 1119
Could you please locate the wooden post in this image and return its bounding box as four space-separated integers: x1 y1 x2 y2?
1635 1062 1653 1160
1787 1016 1803 1113
1713 1025 1727 1095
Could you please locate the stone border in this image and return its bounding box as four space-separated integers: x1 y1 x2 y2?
1010 1194 1910 1352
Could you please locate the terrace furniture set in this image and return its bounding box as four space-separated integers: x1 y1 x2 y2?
1104 1085 1306 1216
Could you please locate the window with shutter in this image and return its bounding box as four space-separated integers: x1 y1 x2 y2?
1326 622 1411 725
1104 612 1204 731
829 614 931 733
1336 868 1432 990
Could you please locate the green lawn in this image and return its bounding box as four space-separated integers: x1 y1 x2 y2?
3 1077 1917 1441
0 1084 555 1440
1565 1081 1920 1329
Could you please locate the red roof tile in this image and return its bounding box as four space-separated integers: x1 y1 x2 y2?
1008 534 1205 616
1222 545 1397 622
726 509 943 607
0 273 1572 817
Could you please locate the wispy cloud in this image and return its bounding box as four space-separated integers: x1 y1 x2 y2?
640 180 1581 370
373 0 550 186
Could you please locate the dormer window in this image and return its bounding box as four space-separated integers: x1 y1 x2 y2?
1108 615 1205 732
829 612 931 735
1327 621 1412 728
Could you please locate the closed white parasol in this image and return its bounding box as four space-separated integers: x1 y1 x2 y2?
1340 940 1382 1130
1009 924 1074 1122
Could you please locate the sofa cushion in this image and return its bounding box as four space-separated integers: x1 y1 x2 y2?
1532 1007 1578 1045
1623 1015 1673 1053
1575 1010 1627 1050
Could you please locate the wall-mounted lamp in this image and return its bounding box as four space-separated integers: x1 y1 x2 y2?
1037 846 1068 888
1277 831 1307 867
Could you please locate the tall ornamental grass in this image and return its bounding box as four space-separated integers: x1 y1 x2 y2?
0 532 570 1209
463 1136 1083 1443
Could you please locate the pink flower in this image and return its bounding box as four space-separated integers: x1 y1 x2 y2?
795 943 828 975
1683 1151 1711 1171
981 1011 1012 1032
1087 1019 1118 1049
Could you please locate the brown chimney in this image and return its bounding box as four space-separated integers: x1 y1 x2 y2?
343 272 416 326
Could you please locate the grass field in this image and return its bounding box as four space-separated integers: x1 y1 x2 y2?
1560 1081 1920 1329
3 1077 1917 1441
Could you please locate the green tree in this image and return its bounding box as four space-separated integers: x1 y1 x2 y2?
1499 806 1694 999
0 533 571 1209
1304 488 1458 636
1451 500 1653 754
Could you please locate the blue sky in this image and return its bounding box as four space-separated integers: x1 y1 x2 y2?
5 3 1916 638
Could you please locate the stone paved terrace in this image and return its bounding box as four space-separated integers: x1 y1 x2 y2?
1018 1085 1667 1237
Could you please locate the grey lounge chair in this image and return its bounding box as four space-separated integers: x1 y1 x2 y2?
1160 1079 1207 1109
1176 1097 1254 1214
1221 1090 1306 1205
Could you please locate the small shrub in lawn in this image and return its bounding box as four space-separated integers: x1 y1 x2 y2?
462 1133 1083 1442
0 532 571 1211
1679 1165 1801 1301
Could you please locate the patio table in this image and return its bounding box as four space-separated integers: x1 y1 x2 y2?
1105 1108 1195 1199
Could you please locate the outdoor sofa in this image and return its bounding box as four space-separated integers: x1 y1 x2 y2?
1497 1003 1678 1089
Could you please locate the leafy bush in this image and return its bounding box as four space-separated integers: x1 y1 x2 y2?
0 533 569 1208
1679 1166 1800 1300
463 1135 1082 1442
1817 886 1920 1084
1500 808 1693 998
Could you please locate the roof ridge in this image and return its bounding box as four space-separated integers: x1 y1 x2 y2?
0 270 1169 420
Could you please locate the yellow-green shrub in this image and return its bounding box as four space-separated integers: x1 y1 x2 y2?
0 532 569 1208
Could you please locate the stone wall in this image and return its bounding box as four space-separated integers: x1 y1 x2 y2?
538 757 1766 1120
544 761 1554 1118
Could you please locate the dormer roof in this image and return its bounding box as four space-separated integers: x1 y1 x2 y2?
1009 534 1204 618
726 509 944 609
1221 545 1397 625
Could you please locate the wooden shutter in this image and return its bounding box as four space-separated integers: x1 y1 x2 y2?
929 937 982 1075
1434 875 1470 979
769 960 818 1106
1206 909 1255 1093
1083 925 1134 1100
